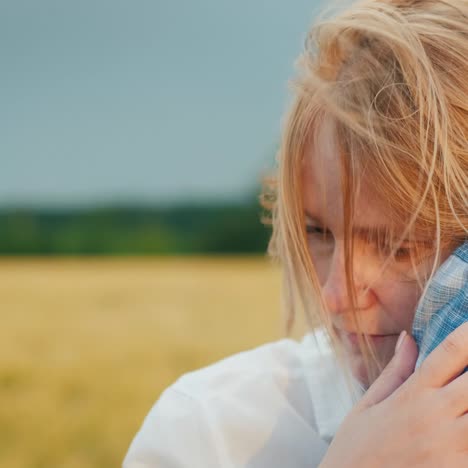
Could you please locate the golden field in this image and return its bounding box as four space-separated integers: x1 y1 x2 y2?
0 256 308 468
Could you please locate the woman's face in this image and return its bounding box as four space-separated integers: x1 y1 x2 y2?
302 120 452 385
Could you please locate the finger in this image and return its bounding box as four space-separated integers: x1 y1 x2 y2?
418 322 468 388
452 412 468 452
360 331 418 408
442 369 468 417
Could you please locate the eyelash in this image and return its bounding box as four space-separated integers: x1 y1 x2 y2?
305 225 330 237
380 244 412 259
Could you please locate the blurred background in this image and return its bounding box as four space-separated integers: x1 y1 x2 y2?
1 1 320 466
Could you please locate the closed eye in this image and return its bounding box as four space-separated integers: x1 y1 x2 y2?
393 247 412 259
380 244 413 260
306 225 325 234
305 225 332 237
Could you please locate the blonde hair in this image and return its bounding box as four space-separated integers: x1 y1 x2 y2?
263 0 468 384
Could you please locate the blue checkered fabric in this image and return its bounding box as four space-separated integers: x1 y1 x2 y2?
412 241 468 369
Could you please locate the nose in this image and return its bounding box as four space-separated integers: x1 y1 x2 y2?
321 242 376 316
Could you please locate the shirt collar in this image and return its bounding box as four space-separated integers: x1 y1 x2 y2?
300 327 365 442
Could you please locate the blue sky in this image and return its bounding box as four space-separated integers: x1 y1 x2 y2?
1 0 322 207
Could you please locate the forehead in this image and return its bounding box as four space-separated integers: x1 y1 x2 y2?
301 118 387 227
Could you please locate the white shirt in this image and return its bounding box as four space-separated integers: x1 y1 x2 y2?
123 328 364 468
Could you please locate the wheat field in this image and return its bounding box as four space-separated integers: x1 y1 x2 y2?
0 256 310 468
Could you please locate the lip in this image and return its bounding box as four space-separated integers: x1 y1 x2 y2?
346 332 393 345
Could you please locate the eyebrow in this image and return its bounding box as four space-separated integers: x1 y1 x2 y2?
304 211 433 245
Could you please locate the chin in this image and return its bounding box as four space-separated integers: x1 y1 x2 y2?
347 350 391 389
342 339 395 388
349 357 371 388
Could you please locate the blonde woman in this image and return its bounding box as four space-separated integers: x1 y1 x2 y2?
124 0 468 466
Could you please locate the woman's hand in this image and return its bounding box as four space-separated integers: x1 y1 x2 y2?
319 323 468 468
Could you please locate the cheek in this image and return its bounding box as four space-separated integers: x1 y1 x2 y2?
306 240 334 286
375 279 422 329
310 254 330 287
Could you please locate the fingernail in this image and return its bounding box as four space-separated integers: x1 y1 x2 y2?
395 330 407 354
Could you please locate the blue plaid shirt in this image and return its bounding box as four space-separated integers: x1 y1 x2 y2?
412 241 468 369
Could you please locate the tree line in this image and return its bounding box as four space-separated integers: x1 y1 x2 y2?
0 202 272 255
